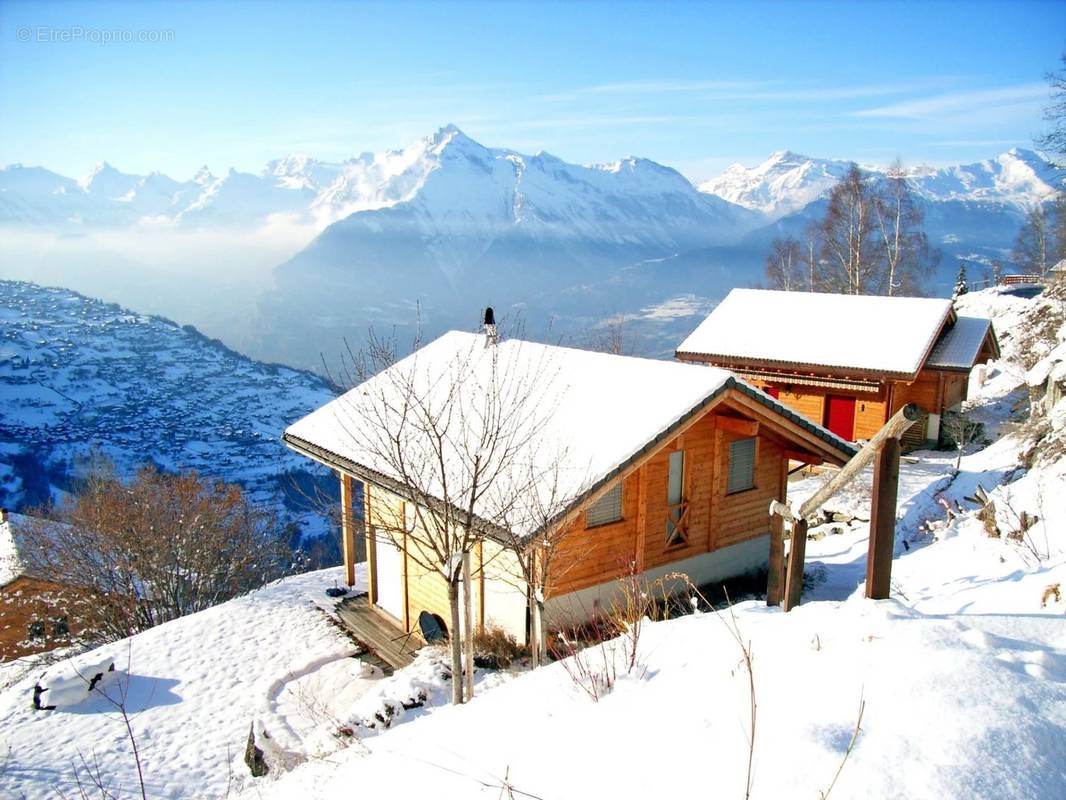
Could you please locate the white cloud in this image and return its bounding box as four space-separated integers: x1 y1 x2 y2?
852 83 1047 119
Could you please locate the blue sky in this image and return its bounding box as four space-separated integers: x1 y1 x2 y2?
1 0 1063 181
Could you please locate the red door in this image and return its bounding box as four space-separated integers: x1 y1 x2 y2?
824 395 857 440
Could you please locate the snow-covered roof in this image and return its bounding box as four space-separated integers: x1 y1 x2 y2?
1051 258 1066 274
676 288 954 376
285 331 854 539
0 512 34 586
926 316 996 371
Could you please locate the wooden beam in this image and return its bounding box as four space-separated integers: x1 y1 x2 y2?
783 448 823 465
725 389 852 465
766 457 788 606
400 501 410 631
713 415 759 436
798 403 921 520
783 518 808 612
364 481 378 605
866 437 900 600
634 465 648 573
708 427 722 551
339 472 356 587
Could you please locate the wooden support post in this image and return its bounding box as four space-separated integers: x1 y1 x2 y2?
798 403 921 520
766 457 788 606
462 550 475 701
339 473 356 587
767 513 785 606
364 482 377 605
634 466 648 573
866 437 901 600
783 518 808 612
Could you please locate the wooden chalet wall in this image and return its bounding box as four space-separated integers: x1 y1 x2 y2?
0 576 78 661
547 405 788 600
747 378 889 441
748 368 972 448
342 396 830 643
360 480 520 640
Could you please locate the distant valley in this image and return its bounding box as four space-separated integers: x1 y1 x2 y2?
0 280 337 535
1 127 1061 370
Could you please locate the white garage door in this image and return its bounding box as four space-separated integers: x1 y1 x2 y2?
373 530 405 621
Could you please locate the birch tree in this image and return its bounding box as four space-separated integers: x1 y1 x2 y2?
1012 204 1052 277
335 332 558 704
820 164 882 294
765 236 802 291
800 220 823 292
874 161 937 296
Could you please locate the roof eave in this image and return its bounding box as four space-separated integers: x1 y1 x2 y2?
282 432 513 545
674 350 920 383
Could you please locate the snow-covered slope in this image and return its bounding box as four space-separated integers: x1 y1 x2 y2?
0 280 337 532
700 147 1062 220
699 150 854 218
1 288 1064 800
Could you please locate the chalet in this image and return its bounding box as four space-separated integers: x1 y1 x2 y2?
0 509 76 660
284 328 856 648
1051 258 1066 285
675 289 1000 449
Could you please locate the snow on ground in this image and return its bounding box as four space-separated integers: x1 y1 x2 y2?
0 567 358 798
3 285 1063 799
246 285 1066 799
245 598 1066 800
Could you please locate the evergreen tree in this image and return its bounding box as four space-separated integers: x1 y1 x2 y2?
953 263 969 299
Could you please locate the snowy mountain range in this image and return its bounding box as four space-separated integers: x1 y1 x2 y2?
698 147 1062 220
0 280 337 536
3 128 1058 232
1 126 1061 371
0 125 756 235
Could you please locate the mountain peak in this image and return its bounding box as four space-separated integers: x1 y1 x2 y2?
429 123 470 146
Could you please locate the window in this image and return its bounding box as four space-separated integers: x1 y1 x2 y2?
51 617 70 638
27 620 46 641
666 450 687 545
727 437 757 494
586 482 623 527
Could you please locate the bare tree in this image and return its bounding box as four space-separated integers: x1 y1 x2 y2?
1037 53 1066 162
334 332 559 704
820 164 883 294
800 220 824 292
874 160 937 296
1012 204 1053 278
494 457 595 667
765 236 802 291
587 314 628 355
18 459 293 644
940 408 981 474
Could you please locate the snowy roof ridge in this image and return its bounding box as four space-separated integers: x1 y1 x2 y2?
676 289 956 377
926 316 997 371
284 330 855 539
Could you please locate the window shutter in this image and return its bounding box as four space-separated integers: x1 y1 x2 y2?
727 437 756 494
586 482 623 527
667 450 684 506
